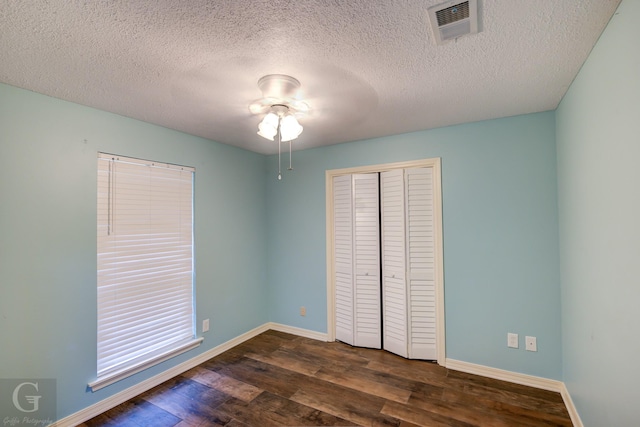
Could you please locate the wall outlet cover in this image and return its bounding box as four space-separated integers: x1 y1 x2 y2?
525 336 537 352
507 333 518 348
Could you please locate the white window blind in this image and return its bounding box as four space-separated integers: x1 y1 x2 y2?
91 152 200 391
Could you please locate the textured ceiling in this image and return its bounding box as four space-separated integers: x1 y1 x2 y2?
0 0 620 154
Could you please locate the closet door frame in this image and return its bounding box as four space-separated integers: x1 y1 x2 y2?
326 158 446 365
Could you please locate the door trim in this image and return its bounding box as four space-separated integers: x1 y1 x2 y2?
325 158 446 365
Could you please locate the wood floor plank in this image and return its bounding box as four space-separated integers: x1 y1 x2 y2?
140 377 232 426
360 348 447 377
182 366 262 402
314 365 412 403
288 339 372 367
409 381 447 401
446 369 565 403
83 331 573 427
292 370 406 426
263 329 300 341
405 392 515 427
214 397 284 427
322 360 445 397
366 359 453 389
381 401 474 427
215 392 352 427
180 365 223 387
234 331 294 355
212 356 304 399
93 397 181 427
283 340 366 369
79 413 123 427
291 388 401 427
171 422 200 427
461 382 571 418
246 390 355 426
441 387 573 427
245 348 322 376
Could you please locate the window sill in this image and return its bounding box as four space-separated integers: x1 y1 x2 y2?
89 337 204 392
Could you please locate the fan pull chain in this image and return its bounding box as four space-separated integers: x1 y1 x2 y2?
277 125 282 180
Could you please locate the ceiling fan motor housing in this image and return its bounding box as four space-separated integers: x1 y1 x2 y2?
257 74 301 99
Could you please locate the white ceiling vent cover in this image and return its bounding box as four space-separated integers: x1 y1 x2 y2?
428 0 478 45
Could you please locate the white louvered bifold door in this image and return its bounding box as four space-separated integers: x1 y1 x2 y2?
406 167 437 360
380 169 408 358
333 175 355 346
352 174 381 348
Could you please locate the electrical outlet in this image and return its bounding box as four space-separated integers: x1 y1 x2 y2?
202 319 210 333
526 336 537 352
300 306 306 316
507 333 518 349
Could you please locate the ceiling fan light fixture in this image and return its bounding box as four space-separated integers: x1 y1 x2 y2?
257 126 276 141
257 112 279 140
280 114 303 142
252 75 308 180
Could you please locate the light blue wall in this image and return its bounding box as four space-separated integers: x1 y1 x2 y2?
266 112 562 379
0 47 577 422
556 0 640 425
0 83 269 419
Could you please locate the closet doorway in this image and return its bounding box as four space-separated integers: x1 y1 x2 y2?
325 158 445 364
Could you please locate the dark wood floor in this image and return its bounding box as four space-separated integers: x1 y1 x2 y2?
81 330 572 426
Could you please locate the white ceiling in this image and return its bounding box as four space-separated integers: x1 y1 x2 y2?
0 1 620 155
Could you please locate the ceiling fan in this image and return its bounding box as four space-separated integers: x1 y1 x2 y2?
248 74 310 117
250 74 310 180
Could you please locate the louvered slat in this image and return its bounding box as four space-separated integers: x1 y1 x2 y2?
353 174 381 348
381 169 408 358
406 167 437 360
333 175 354 345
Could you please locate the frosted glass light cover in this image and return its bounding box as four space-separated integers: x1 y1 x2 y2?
280 114 303 142
257 113 279 140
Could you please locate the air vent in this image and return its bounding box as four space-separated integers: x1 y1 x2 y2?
428 0 478 45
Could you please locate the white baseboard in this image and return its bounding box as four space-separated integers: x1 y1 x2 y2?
445 358 563 391
53 323 271 427
445 358 582 427
266 322 329 342
559 382 584 427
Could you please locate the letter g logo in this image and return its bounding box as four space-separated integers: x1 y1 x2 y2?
12 382 41 413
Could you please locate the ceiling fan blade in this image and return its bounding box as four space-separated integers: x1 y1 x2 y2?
249 97 310 116
248 97 281 115
288 99 310 114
